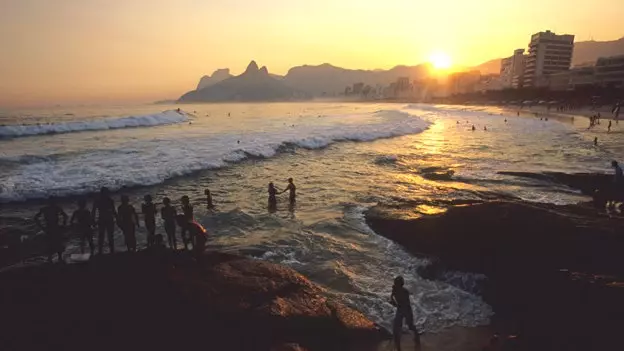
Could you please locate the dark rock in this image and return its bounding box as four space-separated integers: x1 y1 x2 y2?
366 201 624 351
499 171 613 196
0 250 386 351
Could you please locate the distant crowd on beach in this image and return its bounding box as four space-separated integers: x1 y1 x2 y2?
34 179 297 263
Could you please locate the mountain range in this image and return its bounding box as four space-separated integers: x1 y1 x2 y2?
178 61 307 102
179 36 624 102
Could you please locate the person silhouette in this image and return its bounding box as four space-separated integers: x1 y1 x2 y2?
142 195 157 247
34 197 68 263
594 137 598 146
117 195 139 252
180 195 194 250
281 178 296 204
268 182 278 212
390 276 419 351
608 120 612 133
70 198 94 256
92 187 117 254
471 125 476 131
175 215 208 260
204 189 214 209
161 197 178 249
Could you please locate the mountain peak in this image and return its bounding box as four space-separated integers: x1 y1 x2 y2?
259 66 269 75
245 60 259 74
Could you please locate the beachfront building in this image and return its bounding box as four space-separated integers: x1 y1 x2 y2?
547 67 595 91
448 71 481 95
523 30 575 88
500 49 526 88
595 55 624 89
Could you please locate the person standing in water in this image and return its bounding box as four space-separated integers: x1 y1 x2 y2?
594 137 599 146
204 189 214 209
280 178 296 204
92 187 117 254
180 195 194 250
608 120 612 133
390 276 420 351
34 197 68 263
268 182 278 211
141 195 157 247
161 197 178 249
471 125 476 131
175 215 208 260
117 195 139 252
70 198 94 256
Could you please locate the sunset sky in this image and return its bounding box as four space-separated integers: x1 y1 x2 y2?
1 0 623 107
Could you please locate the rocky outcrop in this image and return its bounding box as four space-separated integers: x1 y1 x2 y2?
197 68 233 90
179 61 307 103
366 201 624 351
0 250 386 351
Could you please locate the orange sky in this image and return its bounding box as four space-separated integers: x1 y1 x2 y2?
1 0 623 107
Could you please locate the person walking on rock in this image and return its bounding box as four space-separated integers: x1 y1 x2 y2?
390 276 420 351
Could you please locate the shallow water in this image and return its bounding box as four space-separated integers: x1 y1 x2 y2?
0 102 619 332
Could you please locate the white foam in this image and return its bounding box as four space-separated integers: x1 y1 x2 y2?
0 110 430 202
0 110 188 138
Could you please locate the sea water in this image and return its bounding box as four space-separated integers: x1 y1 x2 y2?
0 102 618 331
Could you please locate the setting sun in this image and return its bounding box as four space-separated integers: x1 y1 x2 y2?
429 52 452 70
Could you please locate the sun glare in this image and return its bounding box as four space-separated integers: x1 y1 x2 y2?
429 52 452 70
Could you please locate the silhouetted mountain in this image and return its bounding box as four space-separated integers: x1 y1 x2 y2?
179 61 306 102
282 63 430 95
196 69 233 90
467 59 502 75
572 37 624 65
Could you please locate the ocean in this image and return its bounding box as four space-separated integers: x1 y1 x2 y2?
0 102 619 332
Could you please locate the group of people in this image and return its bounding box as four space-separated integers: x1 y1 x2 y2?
33 178 298 263
34 187 208 263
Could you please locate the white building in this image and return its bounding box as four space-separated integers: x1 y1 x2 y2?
500 49 526 88
523 30 574 87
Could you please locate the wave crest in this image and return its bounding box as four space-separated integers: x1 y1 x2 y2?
0 110 188 138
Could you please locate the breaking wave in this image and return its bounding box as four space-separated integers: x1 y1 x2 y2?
0 110 188 138
0 110 430 202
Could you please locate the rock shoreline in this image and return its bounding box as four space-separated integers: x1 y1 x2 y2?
0 250 387 351
366 200 624 351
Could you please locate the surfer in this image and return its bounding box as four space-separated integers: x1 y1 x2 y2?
70 198 94 256
117 195 139 252
390 276 420 351
608 120 612 133
268 182 278 211
34 197 68 263
161 197 178 249
180 195 194 250
142 195 157 247
280 178 296 204
92 187 117 254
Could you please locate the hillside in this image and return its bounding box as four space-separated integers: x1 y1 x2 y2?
283 63 430 96
572 37 624 65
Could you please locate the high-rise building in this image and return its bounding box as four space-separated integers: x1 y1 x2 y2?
595 55 624 88
500 49 526 88
523 30 574 87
